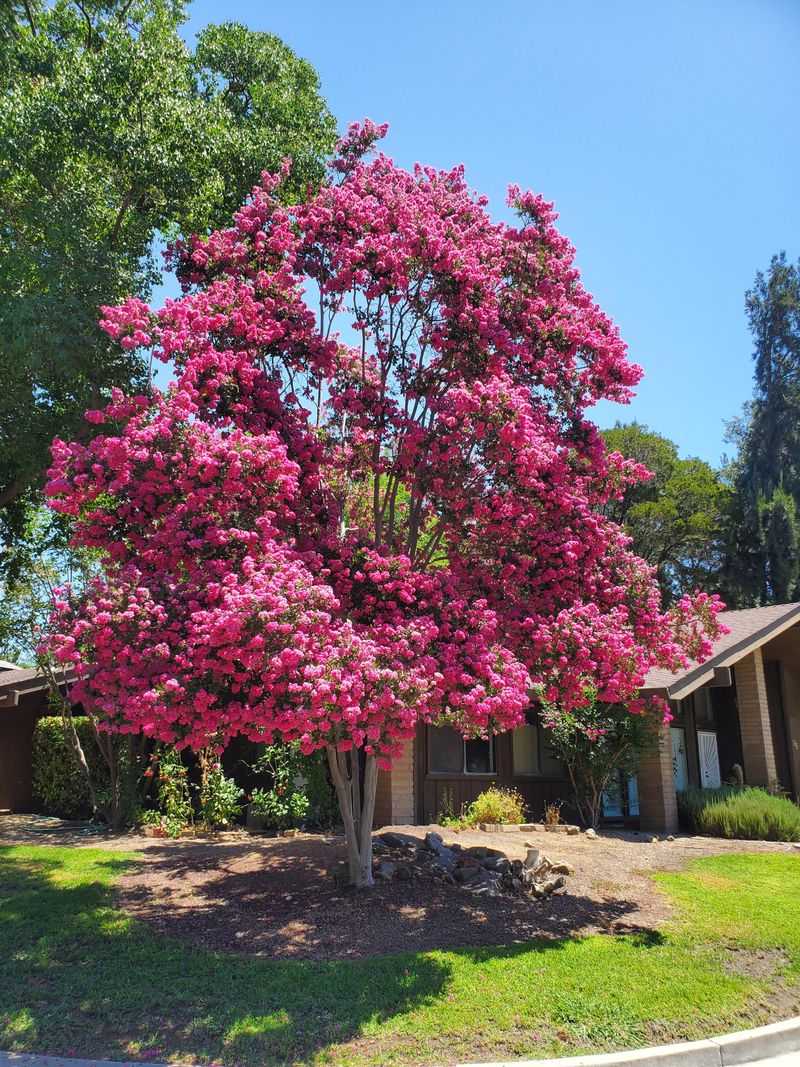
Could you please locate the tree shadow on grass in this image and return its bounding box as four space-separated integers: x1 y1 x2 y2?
0 844 665 1067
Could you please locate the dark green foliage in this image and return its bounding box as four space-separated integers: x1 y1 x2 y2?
678 786 800 841
0 506 94 664
602 423 729 603
724 254 800 606
759 488 800 603
0 0 336 545
31 715 108 817
302 750 339 829
197 762 244 830
247 742 337 831
541 697 662 829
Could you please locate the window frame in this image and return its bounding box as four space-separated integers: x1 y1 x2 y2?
511 709 564 779
427 725 497 777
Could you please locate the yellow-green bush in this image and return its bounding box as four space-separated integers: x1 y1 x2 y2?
465 786 526 825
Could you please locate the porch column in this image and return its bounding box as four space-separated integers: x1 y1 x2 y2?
638 723 678 834
374 739 415 827
736 648 779 789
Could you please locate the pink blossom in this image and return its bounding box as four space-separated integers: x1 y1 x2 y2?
44 125 724 763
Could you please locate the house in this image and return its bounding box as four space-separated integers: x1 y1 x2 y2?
0 666 68 812
374 603 800 833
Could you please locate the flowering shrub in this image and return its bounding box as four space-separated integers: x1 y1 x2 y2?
541 696 663 828
143 748 194 838
45 122 724 885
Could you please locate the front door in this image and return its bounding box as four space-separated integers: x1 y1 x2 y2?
671 727 689 791
698 730 722 789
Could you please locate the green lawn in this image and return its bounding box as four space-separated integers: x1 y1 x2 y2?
1 846 799 1066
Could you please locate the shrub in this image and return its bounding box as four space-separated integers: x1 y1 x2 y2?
141 747 194 838
541 695 663 828
31 716 109 817
678 786 800 842
465 786 526 826
248 742 312 831
301 751 339 829
198 764 243 829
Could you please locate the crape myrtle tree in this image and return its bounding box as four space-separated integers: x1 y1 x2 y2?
46 123 724 886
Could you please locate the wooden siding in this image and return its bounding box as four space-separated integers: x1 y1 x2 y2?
0 691 49 812
415 726 573 824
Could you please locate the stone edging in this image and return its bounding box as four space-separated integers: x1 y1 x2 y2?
457 1016 800 1066
1 1017 798 1067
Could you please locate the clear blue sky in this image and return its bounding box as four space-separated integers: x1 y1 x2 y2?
173 0 800 467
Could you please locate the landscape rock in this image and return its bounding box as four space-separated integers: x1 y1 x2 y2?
375 860 396 881
453 865 483 884
583 828 597 839
566 824 581 835
394 864 412 881
481 855 511 874
542 874 567 895
379 831 411 848
549 862 574 876
524 847 540 869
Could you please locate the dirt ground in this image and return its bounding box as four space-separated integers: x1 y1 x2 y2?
1 814 795 961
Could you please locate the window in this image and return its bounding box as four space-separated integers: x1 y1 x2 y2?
693 689 715 729
465 736 494 774
428 725 463 773
512 709 564 777
428 725 495 775
512 720 539 775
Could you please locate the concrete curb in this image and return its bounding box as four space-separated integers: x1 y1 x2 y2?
457 1016 800 1067
1 1018 799 1067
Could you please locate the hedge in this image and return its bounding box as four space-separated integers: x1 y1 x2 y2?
678 785 800 842
31 716 109 818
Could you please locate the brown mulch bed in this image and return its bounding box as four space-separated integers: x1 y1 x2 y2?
109 824 792 961
2 814 793 962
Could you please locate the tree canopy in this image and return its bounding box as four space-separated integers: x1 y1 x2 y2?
723 253 800 605
601 422 729 603
46 124 723 884
0 0 335 549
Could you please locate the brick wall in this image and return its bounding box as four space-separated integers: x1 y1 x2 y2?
373 739 415 827
637 723 678 833
736 648 779 789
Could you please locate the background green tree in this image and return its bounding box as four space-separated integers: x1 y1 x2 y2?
0 0 336 554
722 253 800 605
602 422 729 603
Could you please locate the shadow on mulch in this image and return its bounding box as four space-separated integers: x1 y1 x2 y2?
115 835 661 961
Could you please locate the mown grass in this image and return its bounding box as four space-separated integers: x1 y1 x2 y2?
1 844 799 1065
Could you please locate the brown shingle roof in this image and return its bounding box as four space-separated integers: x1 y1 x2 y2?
642 602 800 699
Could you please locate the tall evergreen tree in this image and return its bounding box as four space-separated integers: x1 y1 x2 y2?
724 253 800 605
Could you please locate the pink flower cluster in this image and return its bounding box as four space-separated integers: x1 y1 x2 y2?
46 122 725 761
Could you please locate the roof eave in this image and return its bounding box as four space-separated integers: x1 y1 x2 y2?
642 603 800 702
